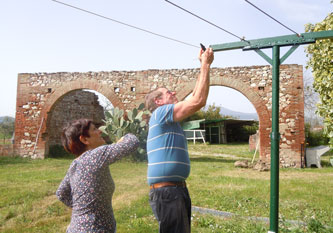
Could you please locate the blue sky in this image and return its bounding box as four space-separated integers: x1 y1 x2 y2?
0 0 332 117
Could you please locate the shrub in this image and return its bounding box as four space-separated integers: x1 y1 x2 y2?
99 103 150 161
305 123 329 146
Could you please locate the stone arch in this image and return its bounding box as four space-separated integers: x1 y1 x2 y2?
39 80 122 157
42 90 104 157
42 79 122 114
177 77 271 160
213 78 271 160
14 65 304 167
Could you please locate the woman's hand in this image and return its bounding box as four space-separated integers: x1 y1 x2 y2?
117 137 124 143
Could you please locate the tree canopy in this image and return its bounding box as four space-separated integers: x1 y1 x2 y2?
0 116 15 142
305 8 333 146
183 103 231 122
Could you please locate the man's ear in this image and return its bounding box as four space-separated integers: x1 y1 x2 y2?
79 135 89 145
154 98 163 106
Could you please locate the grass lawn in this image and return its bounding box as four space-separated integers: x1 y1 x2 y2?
0 143 332 232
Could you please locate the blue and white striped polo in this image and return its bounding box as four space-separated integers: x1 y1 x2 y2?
147 104 190 185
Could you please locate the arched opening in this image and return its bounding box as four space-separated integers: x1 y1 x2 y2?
207 86 259 148
43 89 113 157
183 85 259 145
207 86 258 120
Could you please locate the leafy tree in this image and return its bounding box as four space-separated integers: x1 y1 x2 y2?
305 123 329 147
184 103 231 121
0 116 15 143
305 9 333 146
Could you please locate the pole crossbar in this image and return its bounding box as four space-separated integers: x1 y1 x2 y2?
210 30 333 51
210 29 333 233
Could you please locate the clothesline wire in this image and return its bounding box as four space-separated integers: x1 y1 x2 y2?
52 0 303 50
244 0 301 37
51 0 200 49
165 0 248 42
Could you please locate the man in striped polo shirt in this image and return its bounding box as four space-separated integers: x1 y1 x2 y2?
145 47 214 233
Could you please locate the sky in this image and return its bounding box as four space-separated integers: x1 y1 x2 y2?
0 0 332 117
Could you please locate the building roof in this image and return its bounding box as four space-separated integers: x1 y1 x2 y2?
181 119 205 130
181 118 258 130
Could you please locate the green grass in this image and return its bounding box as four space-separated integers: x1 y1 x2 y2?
0 144 333 232
188 142 254 159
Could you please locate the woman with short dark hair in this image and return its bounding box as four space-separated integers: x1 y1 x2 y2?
56 118 139 233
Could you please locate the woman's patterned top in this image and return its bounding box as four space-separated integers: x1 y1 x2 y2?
56 133 139 233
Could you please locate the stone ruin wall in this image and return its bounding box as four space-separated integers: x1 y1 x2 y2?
14 64 305 167
15 89 105 157
46 90 105 148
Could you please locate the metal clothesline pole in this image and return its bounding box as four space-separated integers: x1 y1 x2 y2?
210 30 333 233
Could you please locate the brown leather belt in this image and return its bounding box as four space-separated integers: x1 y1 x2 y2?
150 181 186 189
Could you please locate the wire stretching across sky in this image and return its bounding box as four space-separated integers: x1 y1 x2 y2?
51 0 200 49
165 0 247 41
244 0 301 37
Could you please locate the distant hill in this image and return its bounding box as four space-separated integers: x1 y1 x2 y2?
0 116 15 123
220 107 258 120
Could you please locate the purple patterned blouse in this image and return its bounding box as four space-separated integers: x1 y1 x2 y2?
56 133 139 233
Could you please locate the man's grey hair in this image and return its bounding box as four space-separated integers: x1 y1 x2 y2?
145 88 163 112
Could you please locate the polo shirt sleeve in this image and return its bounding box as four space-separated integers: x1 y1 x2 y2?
153 104 174 125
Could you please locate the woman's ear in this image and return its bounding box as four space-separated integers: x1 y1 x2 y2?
79 135 89 145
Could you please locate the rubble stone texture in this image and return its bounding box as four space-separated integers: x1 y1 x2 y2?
14 65 305 167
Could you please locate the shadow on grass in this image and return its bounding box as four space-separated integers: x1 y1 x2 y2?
191 156 237 164
48 155 75 160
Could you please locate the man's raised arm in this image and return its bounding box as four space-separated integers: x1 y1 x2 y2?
173 48 214 122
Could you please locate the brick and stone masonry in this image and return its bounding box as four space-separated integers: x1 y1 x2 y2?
46 90 105 153
14 64 305 167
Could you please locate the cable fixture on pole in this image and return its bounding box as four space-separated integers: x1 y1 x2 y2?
165 0 248 42
51 0 200 49
244 0 301 37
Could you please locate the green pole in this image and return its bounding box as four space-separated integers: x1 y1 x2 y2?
209 30 333 233
269 45 280 233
